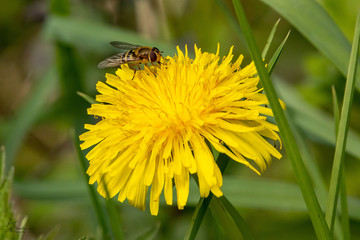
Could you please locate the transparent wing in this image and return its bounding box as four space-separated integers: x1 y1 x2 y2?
97 53 141 69
110 41 142 50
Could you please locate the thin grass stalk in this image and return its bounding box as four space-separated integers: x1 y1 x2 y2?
262 18 281 59
325 11 360 233
332 83 351 240
184 193 213 240
17 216 28 240
218 196 254 240
267 31 290 75
77 91 96 104
213 156 254 239
231 0 331 239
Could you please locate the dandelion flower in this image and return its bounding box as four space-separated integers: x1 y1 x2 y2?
79 44 284 215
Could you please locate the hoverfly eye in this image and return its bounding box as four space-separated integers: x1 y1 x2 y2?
150 51 158 62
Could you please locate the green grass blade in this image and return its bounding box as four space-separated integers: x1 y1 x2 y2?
185 155 254 239
231 1 331 239
209 198 242 238
211 156 254 239
325 10 360 233
218 196 254 240
331 85 350 239
262 18 281 59
260 0 360 92
333 86 351 239
268 30 290 75
77 91 96 105
17 216 28 240
184 194 213 240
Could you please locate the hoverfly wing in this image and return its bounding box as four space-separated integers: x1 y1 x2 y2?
97 60 118 69
97 53 124 69
110 41 142 50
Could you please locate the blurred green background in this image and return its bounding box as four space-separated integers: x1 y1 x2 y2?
0 0 360 239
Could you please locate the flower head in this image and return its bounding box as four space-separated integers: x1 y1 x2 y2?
79 44 284 215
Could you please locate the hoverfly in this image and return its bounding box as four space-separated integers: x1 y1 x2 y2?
98 41 163 69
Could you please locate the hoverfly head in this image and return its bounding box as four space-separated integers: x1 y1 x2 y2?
150 47 162 62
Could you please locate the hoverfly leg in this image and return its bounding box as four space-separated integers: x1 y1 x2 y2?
128 63 136 70
127 63 137 80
